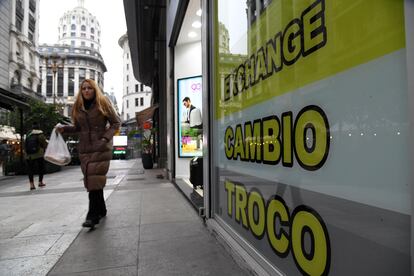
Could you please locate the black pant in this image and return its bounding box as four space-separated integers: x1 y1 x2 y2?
86 189 107 222
26 158 44 183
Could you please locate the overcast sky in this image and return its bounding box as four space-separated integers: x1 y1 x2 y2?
38 0 127 109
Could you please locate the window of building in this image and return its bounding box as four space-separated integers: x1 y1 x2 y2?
81 41 85 46
71 32 76 37
29 0 36 12
81 33 86 37
46 75 53 97
140 84 144 91
126 75 129 81
140 97 144 106
135 84 138 93
91 43 94 48
126 100 129 108
71 24 76 30
29 14 36 32
126 64 129 70
81 25 86 31
91 35 94 40
91 27 95 34
62 33 66 37
90 70 95 80
126 53 129 59
127 86 129 94
15 17 23 32
135 98 139 107
57 68 64 96
71 40 75 46
28 78 33 91
16 43 21 56
79 68 86 85
28 31 34 43
68 68 75 96
63 25 67 31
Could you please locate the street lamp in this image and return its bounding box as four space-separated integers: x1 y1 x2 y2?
45 53 65 106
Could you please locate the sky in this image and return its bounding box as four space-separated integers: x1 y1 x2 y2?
38 0 127 109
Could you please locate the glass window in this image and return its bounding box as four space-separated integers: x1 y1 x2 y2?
140 97 144 106
68 68 75 96
57 68 64 96
213 1 411 275
135 98 139 107
78 68 86 85
91 27 95 34
135 84 138 93
81 25 86 31
126 100 129 108
71 24 76 30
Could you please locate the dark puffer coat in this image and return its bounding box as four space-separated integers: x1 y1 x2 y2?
63 102 120 191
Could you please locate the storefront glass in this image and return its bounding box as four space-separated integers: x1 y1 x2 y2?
212 0 410 275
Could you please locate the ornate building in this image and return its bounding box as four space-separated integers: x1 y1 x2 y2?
118 34 152 121
38 0 107 117
9 0 42 101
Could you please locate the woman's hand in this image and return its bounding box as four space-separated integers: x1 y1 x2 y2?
55 127 64 134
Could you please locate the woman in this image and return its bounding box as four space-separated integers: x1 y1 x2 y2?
57 79 120 228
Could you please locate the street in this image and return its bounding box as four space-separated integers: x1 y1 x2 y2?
0 159 249 276
0 160 132 276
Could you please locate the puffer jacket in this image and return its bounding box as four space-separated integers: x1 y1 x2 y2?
62 102 120 191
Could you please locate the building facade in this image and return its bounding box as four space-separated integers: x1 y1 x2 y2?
124 0 414 275
57 0 101 52
38 0 106 117
9 0 42 101
118 34 152 121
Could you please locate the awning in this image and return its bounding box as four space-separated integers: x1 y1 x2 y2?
0 87 29 110
135 104 159 127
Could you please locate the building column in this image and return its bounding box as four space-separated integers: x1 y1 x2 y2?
63 67 68 97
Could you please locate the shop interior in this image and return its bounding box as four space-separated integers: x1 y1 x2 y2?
173 0 204 210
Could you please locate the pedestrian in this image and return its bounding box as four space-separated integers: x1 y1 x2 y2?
25 122 47 190
56 79 120 228
0 139 10 175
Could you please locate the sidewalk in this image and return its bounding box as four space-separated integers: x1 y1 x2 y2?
47 159 250 276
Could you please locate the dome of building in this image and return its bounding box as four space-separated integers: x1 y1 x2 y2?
57 0 101 51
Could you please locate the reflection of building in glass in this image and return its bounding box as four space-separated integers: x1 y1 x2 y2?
217 22 247 109
246 0 273 26
218 22 230 54
38 0 107 118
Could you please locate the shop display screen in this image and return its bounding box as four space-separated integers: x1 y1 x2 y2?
177 76 203 157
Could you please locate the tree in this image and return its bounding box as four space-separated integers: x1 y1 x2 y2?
9 100 68 136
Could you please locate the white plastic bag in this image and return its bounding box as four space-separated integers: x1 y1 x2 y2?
44 130 71 166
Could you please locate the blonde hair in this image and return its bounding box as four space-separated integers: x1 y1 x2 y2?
71 79 114 124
